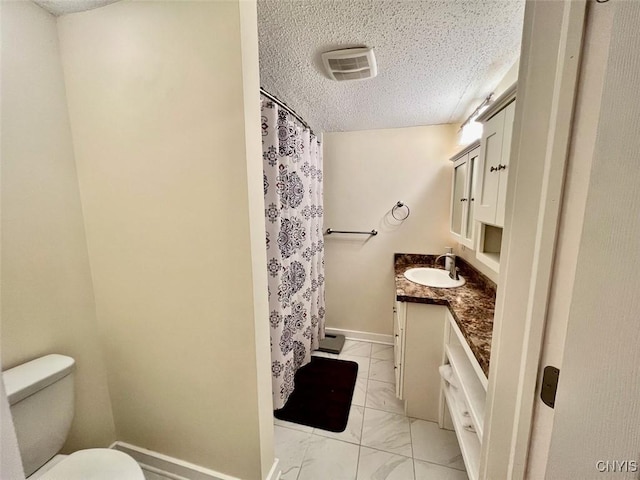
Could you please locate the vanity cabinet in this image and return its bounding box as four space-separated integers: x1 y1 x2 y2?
440 310 488 480
394 300 446 421
475 87 516 228
450 142 480 249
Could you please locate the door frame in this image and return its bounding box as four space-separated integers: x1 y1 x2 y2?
480 1 587 478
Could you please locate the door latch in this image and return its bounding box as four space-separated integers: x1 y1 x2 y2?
541 366 560 408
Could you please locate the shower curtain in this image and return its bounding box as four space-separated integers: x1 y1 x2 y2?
261 95 325 409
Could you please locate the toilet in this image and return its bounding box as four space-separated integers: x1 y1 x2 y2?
3 354 144 479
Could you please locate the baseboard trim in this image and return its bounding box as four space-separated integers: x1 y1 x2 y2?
111 441 280 480
325 327 393 345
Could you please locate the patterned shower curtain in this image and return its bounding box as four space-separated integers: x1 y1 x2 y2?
261 95 325 409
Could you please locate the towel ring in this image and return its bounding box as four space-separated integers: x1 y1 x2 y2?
392 201 410 221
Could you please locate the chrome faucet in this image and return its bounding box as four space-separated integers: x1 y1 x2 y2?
435 253 459 280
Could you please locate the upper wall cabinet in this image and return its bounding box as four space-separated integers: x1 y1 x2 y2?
475 85 517 227
450 141 480 249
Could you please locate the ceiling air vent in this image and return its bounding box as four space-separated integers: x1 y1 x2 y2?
321 47 378 82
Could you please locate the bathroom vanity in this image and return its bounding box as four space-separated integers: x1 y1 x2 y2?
394 253 495 480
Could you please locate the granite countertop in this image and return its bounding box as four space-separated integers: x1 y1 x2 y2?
394 253 496 377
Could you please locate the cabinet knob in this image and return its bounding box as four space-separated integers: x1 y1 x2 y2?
490 166 498 172
498 164 507 170
395 334 399 338
470 198 475 202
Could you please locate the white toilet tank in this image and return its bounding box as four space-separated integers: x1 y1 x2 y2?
3 354 76 477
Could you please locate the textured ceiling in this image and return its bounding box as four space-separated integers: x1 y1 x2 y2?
33 0 120 16
258 0 524 132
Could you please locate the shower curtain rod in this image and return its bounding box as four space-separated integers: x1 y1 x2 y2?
260 88 316 137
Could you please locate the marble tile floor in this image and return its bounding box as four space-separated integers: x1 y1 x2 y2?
275 340 469 480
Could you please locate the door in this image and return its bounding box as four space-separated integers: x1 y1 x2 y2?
543 4 640 478
495 102 515 227
463 147 480 247
451 155 468 239
475 109 505 225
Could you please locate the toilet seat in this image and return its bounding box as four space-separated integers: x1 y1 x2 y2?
37 449 144 480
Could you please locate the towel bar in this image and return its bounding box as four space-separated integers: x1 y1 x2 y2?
325 228 378 236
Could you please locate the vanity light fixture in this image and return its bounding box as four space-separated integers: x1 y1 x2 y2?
460 93 494 129
458 93 493 145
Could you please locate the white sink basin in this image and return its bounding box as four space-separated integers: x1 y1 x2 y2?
404 267 466 288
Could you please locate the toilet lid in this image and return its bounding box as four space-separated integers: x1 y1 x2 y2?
38 449 145 480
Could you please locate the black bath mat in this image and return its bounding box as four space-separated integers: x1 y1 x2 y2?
274 356 358 432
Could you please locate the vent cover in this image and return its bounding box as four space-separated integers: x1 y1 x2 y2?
321 47 378 82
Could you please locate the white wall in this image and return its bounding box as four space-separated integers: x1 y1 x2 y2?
323 125 458 336
0 0 116 453
493 59 520 100
57 2 273 479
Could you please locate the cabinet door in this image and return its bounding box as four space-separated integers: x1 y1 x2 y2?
450 155 468 240
403 303 446 421
394 301 406 399
462 146 480 247
495 101 516 227
475 109 505 225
